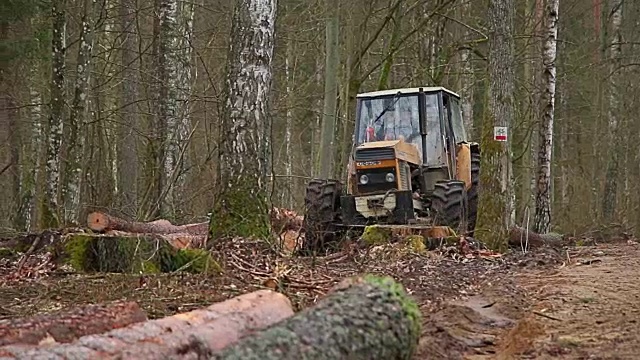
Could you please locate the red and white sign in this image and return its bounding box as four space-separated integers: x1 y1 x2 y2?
493 126 508 142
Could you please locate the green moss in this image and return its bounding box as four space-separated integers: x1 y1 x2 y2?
209 181 271 241
361 225 392 245
59 234 222 274
403 235 426 253
63 234 93 270
362 274 422 341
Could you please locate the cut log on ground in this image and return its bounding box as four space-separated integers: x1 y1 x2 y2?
0 290 294 359
211 275 421 360
87 212 209 235
0 301 147 346
56 233 219 274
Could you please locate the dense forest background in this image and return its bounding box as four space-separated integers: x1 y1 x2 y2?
0 0 638 240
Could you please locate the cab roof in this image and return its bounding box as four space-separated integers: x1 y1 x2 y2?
356 86 460 99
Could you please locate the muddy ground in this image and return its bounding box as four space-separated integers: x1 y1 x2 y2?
1 235 638 359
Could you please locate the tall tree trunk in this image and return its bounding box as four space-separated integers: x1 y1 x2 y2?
117 0 139 217
475 0 516 250
62 0 95 225
209 0 277 239
533 0 559 234
42 0 67 228
284 37 294 208
602 0 623 221
458 0 475 138
317 0 339 179
25 65 44 230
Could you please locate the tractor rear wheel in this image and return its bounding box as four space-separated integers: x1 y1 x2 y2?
431 180 468 233
467 151 481 235
300 178 343 254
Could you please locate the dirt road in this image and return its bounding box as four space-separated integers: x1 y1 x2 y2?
416 242 640 359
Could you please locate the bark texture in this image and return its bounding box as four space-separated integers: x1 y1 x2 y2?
211 0 277 239
211 275 421 360
0 302 147 346
317 0 339 178
602 0 623 221
87 211 208 235
43 0 67 228
116 0 139 215
0 291 293 359
62 0 95 225
533 0 560 233
475 0 516 250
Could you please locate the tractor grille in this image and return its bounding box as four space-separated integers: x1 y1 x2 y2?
356 167 397 193
354 148 395 161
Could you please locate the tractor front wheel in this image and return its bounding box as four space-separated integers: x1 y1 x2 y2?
300 178 343 254
431 180 468 234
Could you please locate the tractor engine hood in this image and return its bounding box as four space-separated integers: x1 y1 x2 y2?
354 139 421 166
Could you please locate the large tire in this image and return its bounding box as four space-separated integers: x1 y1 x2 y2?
301 179 343 254
467 151 481 235
431 180 468 233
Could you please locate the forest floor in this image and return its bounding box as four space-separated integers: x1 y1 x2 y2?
0 234 638 359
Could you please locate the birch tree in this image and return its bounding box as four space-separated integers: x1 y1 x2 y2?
62 0 95 225
533 0 560 233
602 0 623 221
475 0 516 250
42 0 67 228
209 0 277 239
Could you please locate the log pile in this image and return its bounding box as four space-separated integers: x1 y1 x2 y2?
0 275 421 360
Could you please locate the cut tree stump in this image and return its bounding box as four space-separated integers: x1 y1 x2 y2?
56 233 219 274
211 275 421 360
0 301 147 346
0 290 294 359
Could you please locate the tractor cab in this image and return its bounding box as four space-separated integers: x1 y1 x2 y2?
354 87 468 168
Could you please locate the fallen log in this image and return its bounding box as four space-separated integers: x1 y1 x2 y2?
211 275 421 360
0 290 294 359
0 301 147 346
87 212 208 235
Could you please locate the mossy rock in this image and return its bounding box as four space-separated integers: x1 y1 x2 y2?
361 225 393 246
58 234 221 274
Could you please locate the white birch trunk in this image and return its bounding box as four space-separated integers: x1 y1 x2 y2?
157 0 179 217
284 39 293 208
23 64 44 231
63 0 95 224
602 0 622 220
210 0 277 238
44 0 67 227
533 0 559 234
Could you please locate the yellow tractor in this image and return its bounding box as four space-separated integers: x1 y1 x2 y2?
302 87 480 252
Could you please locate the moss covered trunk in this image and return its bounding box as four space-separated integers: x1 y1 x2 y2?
210 0 277 240
211 275 421 360
475 0 516 251
58 234 218 274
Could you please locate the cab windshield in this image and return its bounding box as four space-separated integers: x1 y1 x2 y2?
355 93 444 166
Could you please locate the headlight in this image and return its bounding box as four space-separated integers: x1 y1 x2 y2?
359 175 369 184
385 173 395 183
